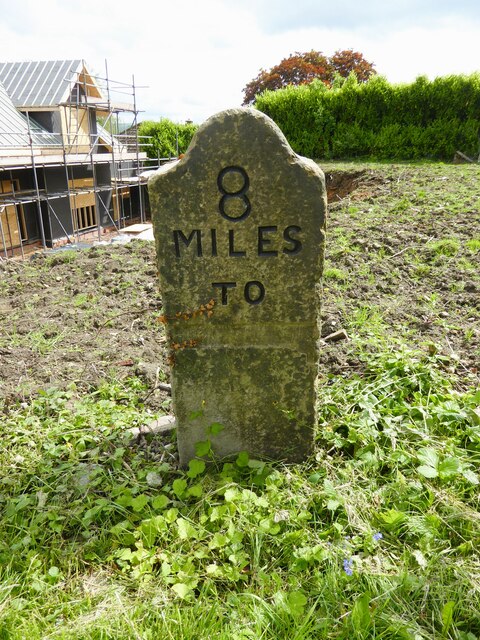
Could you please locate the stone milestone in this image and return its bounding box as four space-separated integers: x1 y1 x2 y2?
148 107 326 465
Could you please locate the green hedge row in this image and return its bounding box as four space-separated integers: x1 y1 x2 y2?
255 74 480 160
138 119 198 160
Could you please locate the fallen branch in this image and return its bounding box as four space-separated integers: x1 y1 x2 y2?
323 329 349 343
386 235 436 260
453 150 474 164
128 414 176 439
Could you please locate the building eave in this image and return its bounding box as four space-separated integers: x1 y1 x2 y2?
0 150 147 170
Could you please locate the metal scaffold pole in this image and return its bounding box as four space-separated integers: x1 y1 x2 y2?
82 68 102 242
9 178 25 259
43 167 74 244
26 112 47 250
105 59 122 232
0 207 8 258
132 74 145 224
61 134 79 243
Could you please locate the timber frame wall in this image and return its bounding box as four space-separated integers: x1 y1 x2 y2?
0 61 158 258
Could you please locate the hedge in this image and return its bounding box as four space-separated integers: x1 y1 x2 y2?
138 119 198 160
255 74 480 160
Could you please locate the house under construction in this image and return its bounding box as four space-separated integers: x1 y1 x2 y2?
0 59 153 258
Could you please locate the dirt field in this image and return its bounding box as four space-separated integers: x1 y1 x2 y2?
0 162 478 407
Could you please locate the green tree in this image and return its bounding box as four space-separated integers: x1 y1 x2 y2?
138 119 197 159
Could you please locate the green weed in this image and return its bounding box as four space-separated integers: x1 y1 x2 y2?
1 344 478 638
45 250 79 267
1 161 480 639
28 328 66 355
466 238 480 253
430 239 460 257
323 267 348 282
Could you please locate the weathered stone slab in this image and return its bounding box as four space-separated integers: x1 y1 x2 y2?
149 108 326 465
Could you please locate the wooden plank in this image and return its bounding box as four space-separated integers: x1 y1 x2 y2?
70 192 95 209
61 105 91 153
0 205 21 250
68 178 94 189
1 179 20 194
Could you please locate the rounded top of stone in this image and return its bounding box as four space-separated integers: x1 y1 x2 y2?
148 106 324 188
200 106 280 125
191 106 289 147
186 107 323 177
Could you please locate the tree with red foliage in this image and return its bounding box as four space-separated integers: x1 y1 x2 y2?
242 49 375 105
329 49 376 83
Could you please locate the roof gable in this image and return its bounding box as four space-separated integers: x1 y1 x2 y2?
0 60 104 108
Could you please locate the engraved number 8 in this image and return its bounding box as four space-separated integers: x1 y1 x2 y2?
217 166 251 221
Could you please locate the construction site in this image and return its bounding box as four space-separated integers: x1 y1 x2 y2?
0 59 157 259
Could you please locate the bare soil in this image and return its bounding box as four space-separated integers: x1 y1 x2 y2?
0 242 170 409
0 163 478 408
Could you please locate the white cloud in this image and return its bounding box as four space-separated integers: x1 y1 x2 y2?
0 0 479 123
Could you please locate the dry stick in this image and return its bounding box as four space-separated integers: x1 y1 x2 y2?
138 381 172 405
92 307 153 339
323 329 349 343
386 235 436 260
386 246 412 260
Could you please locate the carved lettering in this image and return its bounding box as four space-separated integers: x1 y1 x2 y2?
212 281 236 305
258 225 278 257
283 225 302 255
244 280 265 305
228 229 247 257
211 228 218 257
217 166 251 222
212 280 266 305
174 225 302 259
173 229 202 257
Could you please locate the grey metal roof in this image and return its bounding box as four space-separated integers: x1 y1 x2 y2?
0 60 84 108
0 81 62 148
96 123 124 152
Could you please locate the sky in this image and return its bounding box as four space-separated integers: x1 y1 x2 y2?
0 0 479 126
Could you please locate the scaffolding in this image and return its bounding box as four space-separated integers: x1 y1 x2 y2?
0 60 160 259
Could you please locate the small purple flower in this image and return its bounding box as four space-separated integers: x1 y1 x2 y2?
343 558 354 576
373 532 383 542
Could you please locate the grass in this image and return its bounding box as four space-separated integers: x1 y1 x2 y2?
323 267 348 282
1 351 478 638
429 239 461 259
1 161 479 638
